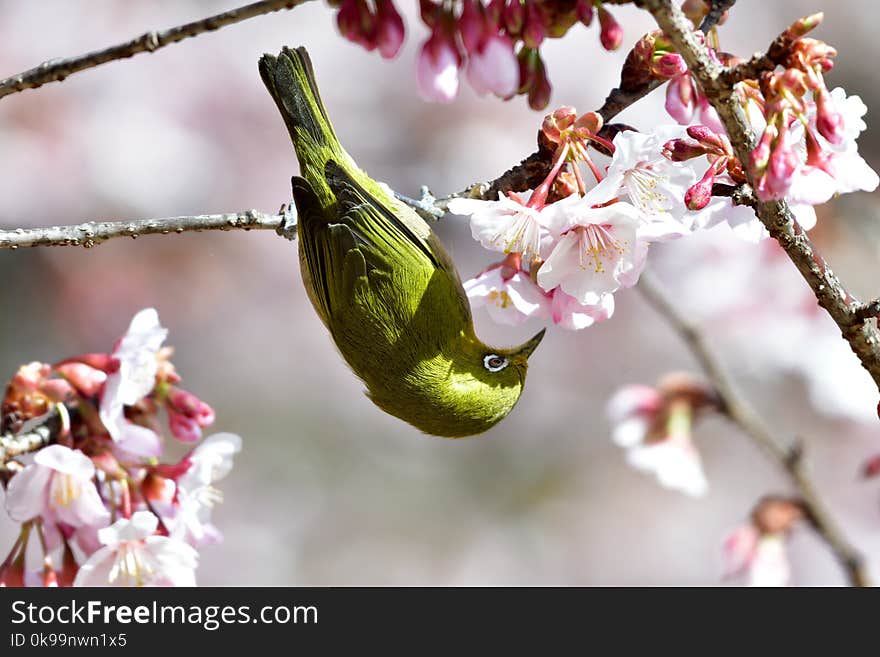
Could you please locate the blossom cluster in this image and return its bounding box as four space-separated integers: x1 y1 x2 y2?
444 9 879 585
332 0 625 108
0 309 241 587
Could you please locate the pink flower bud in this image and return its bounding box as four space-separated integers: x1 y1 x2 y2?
169 389 215 427
142 472 176 504
685 166 716 210
652 52 687 79
467 34 519 98
336 0 377 51
522 1 546 49
598 6 623 51
55 362 107 398
417 28 462 103
168 411 202 444
784 12 824 41
662 138 707 162
486 0 505 26
665 74 695 124
459 0 486 55
419 0 439 27
815 92 845 146
576 0 594 26
527 53 551 110
504 0 525 36
375 0 405 59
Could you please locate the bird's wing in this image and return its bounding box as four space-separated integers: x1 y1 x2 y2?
292 176 369 322
324 160 464 281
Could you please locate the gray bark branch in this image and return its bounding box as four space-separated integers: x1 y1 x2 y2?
0 0 311 100
639 271 871 587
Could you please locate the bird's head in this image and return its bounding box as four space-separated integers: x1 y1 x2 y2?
387 327 546 438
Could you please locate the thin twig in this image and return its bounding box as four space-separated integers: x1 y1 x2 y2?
0 210 296 250
638 271 871 587
0 408 61 465
0 0 311 100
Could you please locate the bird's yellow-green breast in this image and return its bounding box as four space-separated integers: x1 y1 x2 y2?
259 46 545 437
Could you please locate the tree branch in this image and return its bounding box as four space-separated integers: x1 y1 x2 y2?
638 271 871 587
0 210 298 250
637 0 880 396
0 0 311 101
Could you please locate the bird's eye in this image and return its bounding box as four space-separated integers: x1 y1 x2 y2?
483 354 509 372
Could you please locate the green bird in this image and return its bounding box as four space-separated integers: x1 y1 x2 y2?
259 46 545 438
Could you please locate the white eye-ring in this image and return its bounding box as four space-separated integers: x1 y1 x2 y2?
483 354 509 372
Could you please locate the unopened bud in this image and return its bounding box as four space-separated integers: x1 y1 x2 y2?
375 0 405 59
662 138 706 161
54 362 107 398
652 52 687 78
523 0 546 49
504 0 525 36
576 0 594 26
685 166 716 210
598 6 623 51
459 0 486 55
751 497 804 535
784 12 824 41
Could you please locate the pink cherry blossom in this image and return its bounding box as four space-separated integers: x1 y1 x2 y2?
158 434 242 548
536 196 645 303
99 308 167 458
607 383 709 497
448 190 560 265
722 525 791 587
73 511 198 587
587 125 697 239
5 445 109 529
549 288 615 330
466 34 519 98
464 264 549 326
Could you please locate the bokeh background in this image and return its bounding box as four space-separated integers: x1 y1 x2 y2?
1 0 879 585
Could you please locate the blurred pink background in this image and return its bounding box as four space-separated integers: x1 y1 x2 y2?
1 0 878 585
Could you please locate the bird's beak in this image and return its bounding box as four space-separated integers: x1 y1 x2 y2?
514 328 546 360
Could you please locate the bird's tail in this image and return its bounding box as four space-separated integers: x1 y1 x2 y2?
259 47 349 198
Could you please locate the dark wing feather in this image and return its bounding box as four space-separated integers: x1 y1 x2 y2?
292 176 368 321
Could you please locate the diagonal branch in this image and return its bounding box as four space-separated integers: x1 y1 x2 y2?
638 271 871 587
0 0 311 101
637 0 880 396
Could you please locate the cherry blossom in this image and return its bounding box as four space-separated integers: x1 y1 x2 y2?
5 445 109 530
587 125 697 239
536 196 646 303
73 511 198 587
448 191 560 265
607 378 715 497
722 525 791 587
99 308 167 458
548 288 615 330
167 433 242 548
464 260 549 326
